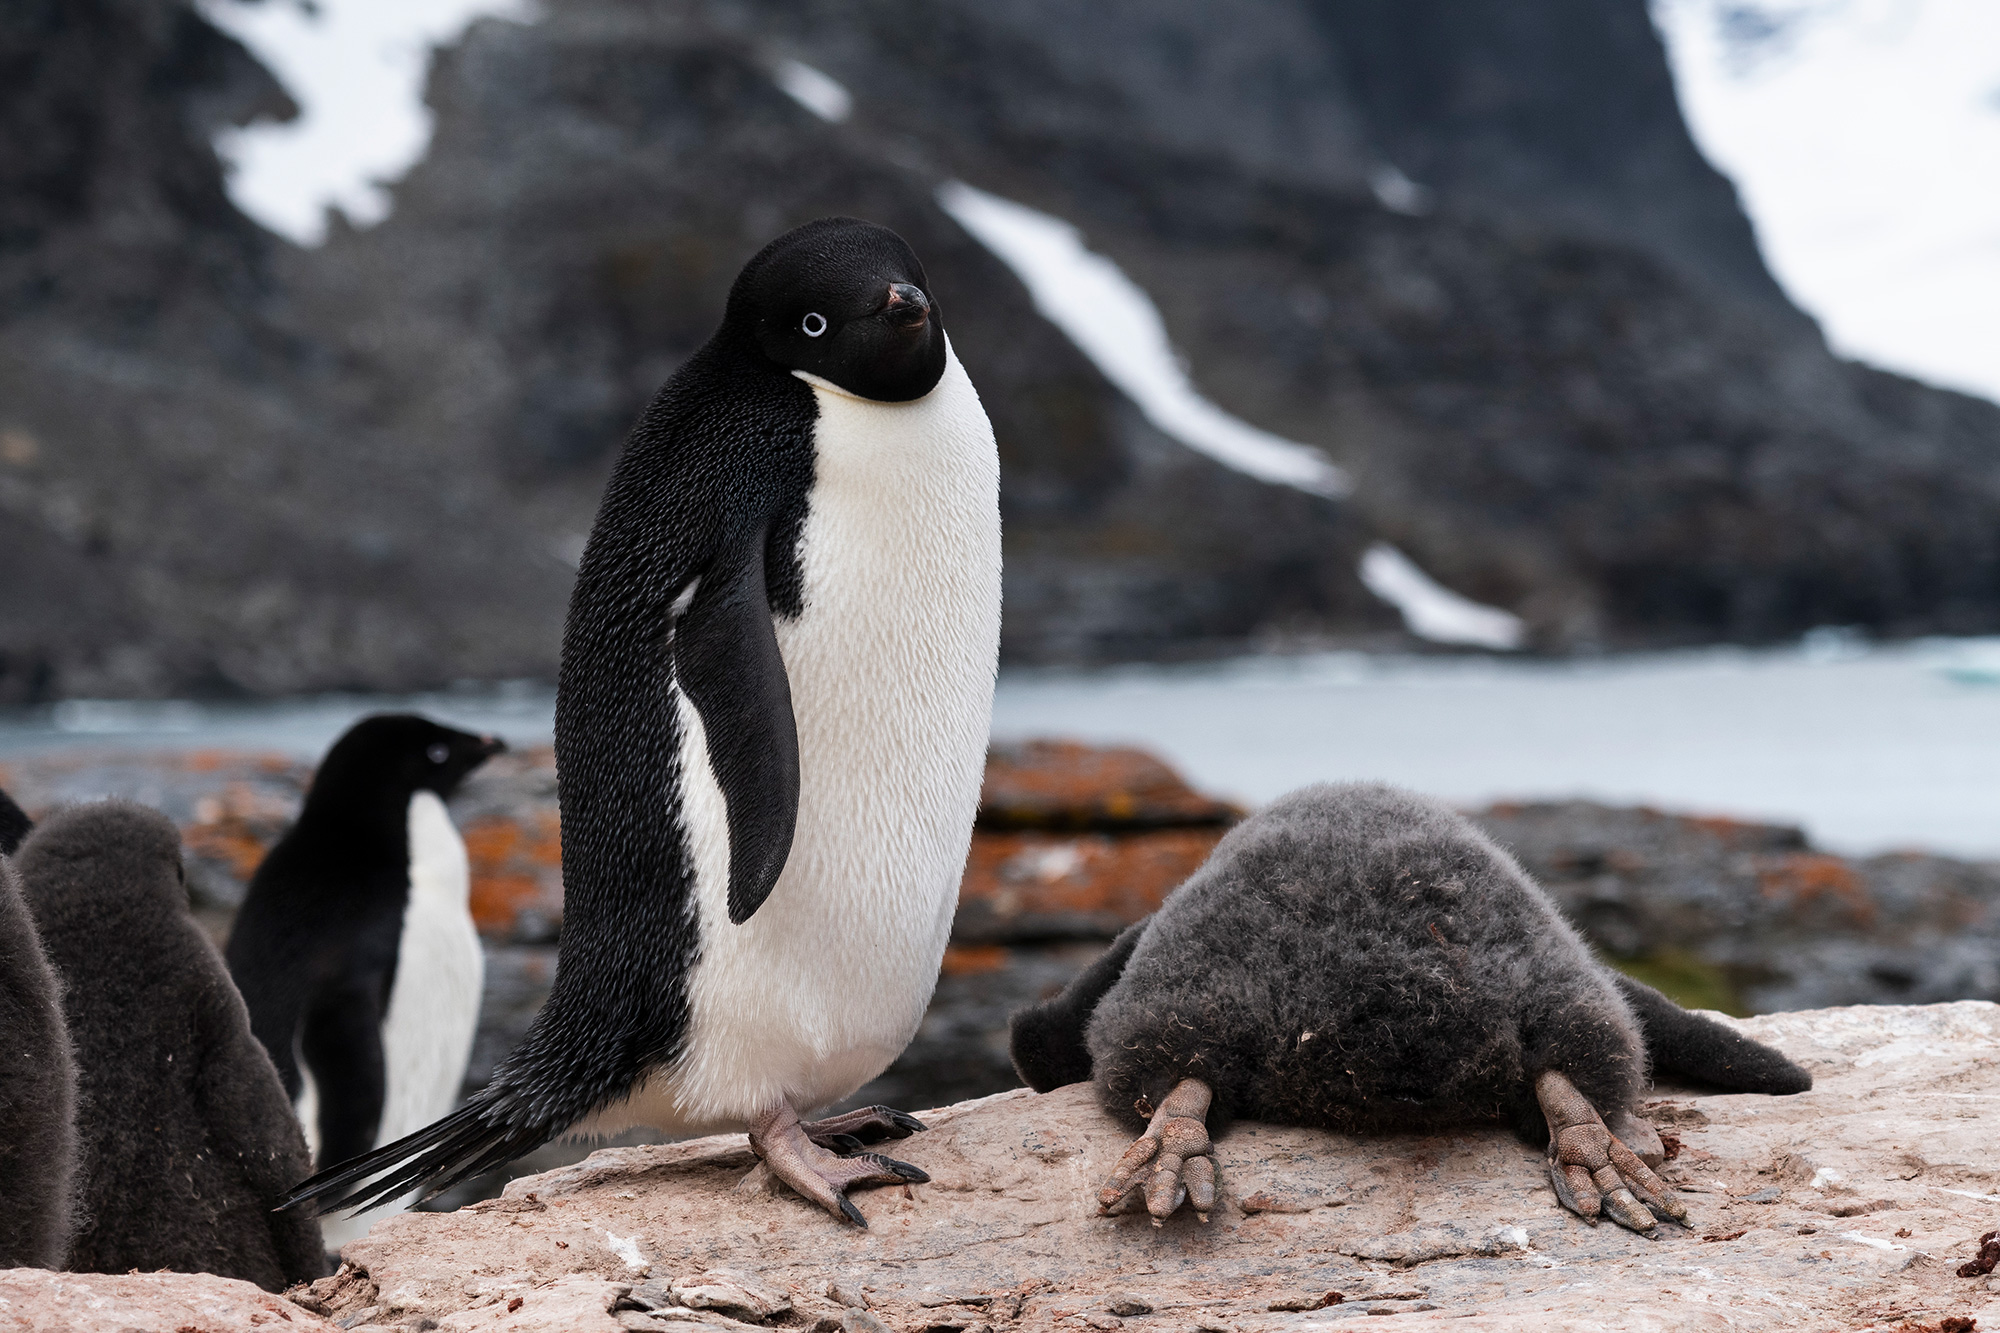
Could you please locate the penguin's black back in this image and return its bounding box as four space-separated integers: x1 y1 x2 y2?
1086 783 1644 1137
18 801 324 1290
225 714 498 1166
0 851 76 1269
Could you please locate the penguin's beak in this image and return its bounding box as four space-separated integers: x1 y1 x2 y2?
879 283 930 329
480 734 507 757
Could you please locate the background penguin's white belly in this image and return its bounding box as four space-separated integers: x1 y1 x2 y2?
612 346 1001 1134
379 789 484 1143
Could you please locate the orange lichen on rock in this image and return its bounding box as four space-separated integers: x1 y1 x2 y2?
955 828 1226 941
1757 852 1877 928
465 810 564 940
979 739 1240 830
940 944 1010 976
182 777 305 882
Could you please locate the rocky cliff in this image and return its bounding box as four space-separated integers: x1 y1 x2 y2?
3 0 1999 695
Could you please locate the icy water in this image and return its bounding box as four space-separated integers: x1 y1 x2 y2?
6 637 2000 859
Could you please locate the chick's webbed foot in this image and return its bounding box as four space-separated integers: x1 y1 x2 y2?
1536 1069 1686 1234
749 1104 928 1226
1097 1077 1216 1226
800 1104 927 1155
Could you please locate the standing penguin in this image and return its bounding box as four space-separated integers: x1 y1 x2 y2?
291 217 1002 1226
1010 783 1810 1232
15 801 323 1288
225 714 502 1234
0 789 77 1270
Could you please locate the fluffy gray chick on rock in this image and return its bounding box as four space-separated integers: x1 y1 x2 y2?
1010 782 1810 1233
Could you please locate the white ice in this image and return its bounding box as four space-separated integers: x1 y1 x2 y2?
935 180 1353 499
773 59 852 123
1654 0 2000 403
198 0 537 245
1359 543 1525 650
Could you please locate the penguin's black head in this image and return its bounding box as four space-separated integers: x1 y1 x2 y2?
312 714 507 805
729 217 947 403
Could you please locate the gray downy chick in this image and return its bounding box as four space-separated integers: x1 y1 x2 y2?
1010 782 1809 1233
15 801 325 1289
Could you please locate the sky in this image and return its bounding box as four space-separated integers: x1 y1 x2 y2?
199 0 1998 401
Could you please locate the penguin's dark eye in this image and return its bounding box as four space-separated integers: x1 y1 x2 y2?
801 312 827 338
427 743 450 764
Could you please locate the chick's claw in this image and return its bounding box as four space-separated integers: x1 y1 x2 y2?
1097 1077 1217 1225
1536 1069 1685 1235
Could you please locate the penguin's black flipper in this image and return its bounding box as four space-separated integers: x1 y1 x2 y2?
1009 917 1151 1092
297 987 388 1167
672 530 800 926
0 784 32 857
1613 973 1812 1094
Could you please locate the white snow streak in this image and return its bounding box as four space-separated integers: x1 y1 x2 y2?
773 59 852 122
935 180 1352 499
1359 544 1525 651
199 0 538 245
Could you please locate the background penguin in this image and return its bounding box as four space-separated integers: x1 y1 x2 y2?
1010 782 1811 1232
290 217 1002 1228
225 714 501 1244
14 801 323 1288
0 782 31 855
0 798 77 1270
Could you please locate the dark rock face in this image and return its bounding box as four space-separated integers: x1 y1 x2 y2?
1477 801 2000 1015
3 0 2000 693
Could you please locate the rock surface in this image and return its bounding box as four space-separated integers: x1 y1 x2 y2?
294 1001 2000 1331
7 1002 1993 1331
0 1269 336 1332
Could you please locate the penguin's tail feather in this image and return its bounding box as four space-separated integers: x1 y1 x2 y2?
1008 917 1151 1092
1612 972 1812 1095
282 1095 554 1217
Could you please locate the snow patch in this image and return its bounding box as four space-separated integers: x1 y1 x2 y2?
935 181 1351 499
1654 0 2000 403
199 0 539 245
773 59 852 122
1358 544 1525 651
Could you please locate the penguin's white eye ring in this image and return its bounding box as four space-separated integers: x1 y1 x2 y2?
801 312 828 338
427 743 450 764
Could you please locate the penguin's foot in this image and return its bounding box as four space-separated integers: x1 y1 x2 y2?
748 1103 929 1227
1096 1077 1216 1227
1536 1069 1686 1234
800 1104 927 1154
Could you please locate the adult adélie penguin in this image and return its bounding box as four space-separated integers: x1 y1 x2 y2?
289 217 1003 1225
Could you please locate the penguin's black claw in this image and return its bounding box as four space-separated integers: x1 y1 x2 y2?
863 1153 929 1184
838 1196 868 1228
801 1104 928 1145
815 1132 867 1155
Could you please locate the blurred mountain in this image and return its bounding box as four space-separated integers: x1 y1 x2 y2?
2 0 1998 698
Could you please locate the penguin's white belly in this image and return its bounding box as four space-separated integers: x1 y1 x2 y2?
378 790 485 1144
603 344 1001 1135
